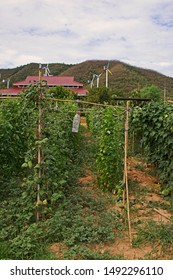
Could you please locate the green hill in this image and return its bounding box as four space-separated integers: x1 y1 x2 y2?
0 63 73 86
61 60 173 98
0 60 173 98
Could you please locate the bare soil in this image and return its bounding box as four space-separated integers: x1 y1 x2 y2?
76 156 172 259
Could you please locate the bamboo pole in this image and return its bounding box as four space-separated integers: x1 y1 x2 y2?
167 100 173 104
0 96 20 99
132 131 135 154
44 97 123 109
36 70 42 222
123 101 132 246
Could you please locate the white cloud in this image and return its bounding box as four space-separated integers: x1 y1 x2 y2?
0 0 173 77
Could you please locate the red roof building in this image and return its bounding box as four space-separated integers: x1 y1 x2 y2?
0 87 21 96
0 76 88 97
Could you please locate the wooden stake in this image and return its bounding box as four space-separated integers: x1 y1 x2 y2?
132 131 135 154
36 70 42 222
123 101 132 246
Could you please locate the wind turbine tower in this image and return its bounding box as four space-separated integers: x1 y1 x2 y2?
104 62 112 88
95 72 103 88
2 78 10 88
90 74 96 88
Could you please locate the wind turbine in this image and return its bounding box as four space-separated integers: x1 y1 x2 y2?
2 78 10 88
103 62 112 88
43 64 51 76
39 64 51 76
89 74 96 88
95 72 103 88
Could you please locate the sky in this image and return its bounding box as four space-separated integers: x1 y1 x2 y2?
0 0 173 77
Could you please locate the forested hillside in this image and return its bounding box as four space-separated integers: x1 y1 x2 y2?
1 60 173 98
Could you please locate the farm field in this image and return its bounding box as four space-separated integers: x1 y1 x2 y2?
51 117 173 260
0 85 173 260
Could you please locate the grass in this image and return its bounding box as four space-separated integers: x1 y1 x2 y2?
0 242 10 260
0 242 56 260
128 179 149 200
147 200 170 211
133 221 173 247
63 246 124 260
134 163 145 172
127 173 173 259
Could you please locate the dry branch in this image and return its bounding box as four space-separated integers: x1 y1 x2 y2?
153 208 172 222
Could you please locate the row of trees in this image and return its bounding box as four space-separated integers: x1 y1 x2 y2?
85 85 162 104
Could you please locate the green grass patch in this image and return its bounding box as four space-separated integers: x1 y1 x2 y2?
133 221 173 249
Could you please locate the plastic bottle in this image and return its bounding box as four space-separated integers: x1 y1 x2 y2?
72 111 81 133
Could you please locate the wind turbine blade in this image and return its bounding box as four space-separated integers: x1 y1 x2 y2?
108 69 113 75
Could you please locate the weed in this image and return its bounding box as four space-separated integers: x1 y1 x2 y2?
133 221 173 251
63 245 124 260
0 242 11 260
134 163 145 172
45 199 122 247
147 200 170 211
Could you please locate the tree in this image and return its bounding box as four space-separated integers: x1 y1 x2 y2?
131 85 162 101
86 87 112 104
48 86 77 100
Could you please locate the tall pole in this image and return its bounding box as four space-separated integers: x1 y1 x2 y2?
2 78 10 88
90 75 94 88
106 69 108 88
36 69 42 222
7 78 10 89
123 101 132 246
96 77 99 88
164 82 166 103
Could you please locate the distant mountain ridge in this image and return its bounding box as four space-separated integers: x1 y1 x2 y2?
0 60 173 98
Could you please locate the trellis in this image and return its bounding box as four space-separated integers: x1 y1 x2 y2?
0 85 151 245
